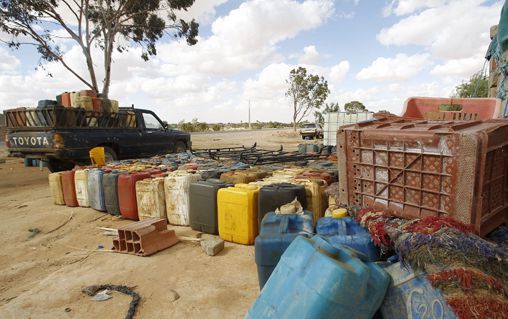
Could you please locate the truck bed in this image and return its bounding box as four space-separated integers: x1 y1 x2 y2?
4 107 137 131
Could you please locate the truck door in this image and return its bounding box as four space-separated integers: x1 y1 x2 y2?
140 111 174 156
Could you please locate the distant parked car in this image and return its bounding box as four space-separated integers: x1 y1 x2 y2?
300 123 323 140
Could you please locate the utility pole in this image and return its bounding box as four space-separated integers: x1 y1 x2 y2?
248 100 252 130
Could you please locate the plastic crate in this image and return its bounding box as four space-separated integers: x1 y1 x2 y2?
401 97 502 120
337 118 508 236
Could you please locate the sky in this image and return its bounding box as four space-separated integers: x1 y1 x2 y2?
0 0 504 123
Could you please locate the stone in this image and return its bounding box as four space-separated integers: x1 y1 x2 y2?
200 238 224 256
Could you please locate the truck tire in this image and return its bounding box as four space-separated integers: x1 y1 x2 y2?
103 146 117 163
174 141 187 153
48 158 75 172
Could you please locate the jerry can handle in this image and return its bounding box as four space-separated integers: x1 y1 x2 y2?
279 214 290 234
337 219 347 235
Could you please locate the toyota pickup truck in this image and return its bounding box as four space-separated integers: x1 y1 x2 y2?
4 106 191 172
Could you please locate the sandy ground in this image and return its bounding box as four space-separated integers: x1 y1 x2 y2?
0 129 309 319
191 128 308 151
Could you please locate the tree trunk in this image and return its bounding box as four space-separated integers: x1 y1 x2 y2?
102 37 114 98
293 99 297 131
84 48 99 94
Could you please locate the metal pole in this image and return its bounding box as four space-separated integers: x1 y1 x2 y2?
248 100 251 130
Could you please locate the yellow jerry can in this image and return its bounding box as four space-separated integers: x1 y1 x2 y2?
218 184 259 245
293 179 328 223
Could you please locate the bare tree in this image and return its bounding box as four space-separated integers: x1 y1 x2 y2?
0 0 199 97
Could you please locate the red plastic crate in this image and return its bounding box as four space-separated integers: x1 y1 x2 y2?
401 97 502 121
337 118 508 236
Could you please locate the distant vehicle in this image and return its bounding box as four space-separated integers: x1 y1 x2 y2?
299 123 323 140
4 106 191 172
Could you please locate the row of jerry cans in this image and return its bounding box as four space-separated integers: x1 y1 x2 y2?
188 182 309 245
255 213 379 289
192 180 331 245
38 89 119 113
48 169 202 224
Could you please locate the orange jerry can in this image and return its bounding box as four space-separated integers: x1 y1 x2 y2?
61 170 79 207
118 172 151 220
79 89 97 98
61 92 72 107
92 98 103 112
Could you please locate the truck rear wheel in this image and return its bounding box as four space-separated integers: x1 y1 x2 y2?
47 158 75 172
103 146 117 163
174 141 187 153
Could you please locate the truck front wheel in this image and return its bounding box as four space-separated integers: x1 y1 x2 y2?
47 158 75 172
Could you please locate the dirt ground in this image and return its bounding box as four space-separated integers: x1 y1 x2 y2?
0 129 308 319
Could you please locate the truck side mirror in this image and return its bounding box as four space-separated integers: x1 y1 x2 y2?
162 121 169 129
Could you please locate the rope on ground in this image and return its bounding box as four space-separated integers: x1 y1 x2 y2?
82 284 140 319
46 211 74 234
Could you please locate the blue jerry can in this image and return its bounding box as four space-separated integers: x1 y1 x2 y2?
88 169 106 211
246 235 390 319
255 212 314 289
316 216 380 261
380 262 457 319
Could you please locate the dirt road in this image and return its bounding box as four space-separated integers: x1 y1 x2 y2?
0 129 307 318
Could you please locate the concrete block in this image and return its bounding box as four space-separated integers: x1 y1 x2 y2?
200 237 224 256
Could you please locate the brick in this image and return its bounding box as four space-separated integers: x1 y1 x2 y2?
112 218 179 256
200 238 224 256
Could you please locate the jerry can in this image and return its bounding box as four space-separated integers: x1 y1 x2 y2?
316 216 379 262
164 173 201 226
218 184 259 245
76 96 93 111
258 183 307 228
118 172 151 220
189 179 232 234
293 179 328 223
70 92 79 107
136 178 166 220
246 236 390 319
88 169 106 211
103 172 122 215
220 171 259 184
255 212 314 289
48 172 65 205
61 170 79 207
295 171 335 186
92 97 102 112
380 262 457 319
74 169 89 207
60 92 71 107
79 89 96 97
110 100 119 113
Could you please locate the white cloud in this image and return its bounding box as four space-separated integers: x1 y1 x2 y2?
378 1 501 60
175 0 230 25
0 47 20 72
383 0 450 16
299 46 320 64
430 53 485 77
356 53 431 81
329 60 350 82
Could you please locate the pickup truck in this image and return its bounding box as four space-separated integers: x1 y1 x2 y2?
299 123 323 140
4 106 191 172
